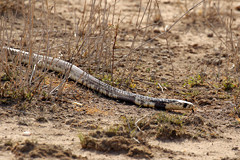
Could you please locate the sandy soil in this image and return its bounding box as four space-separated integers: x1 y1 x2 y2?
0 0 240 159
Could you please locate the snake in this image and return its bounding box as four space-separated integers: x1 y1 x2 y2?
2 47 194 110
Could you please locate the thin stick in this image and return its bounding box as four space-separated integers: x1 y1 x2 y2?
29 60 42 85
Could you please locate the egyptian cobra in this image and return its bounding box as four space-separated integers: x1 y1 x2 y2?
2 47 194 110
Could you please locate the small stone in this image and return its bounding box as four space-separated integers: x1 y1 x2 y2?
207 33 214 37
162 56 168 60
153 29 161 33
118 63 125 67
192 44 198 49
36 117 48 123
157 60 162 65
232 147 238 150
161 77 167 82
189 48 196 54
23 131 31 136
174 35 180 39
212 59 222 66
134 68 139 71
235 6 240 11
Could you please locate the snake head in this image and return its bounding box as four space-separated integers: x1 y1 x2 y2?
153 99 194 111
164 99 194 111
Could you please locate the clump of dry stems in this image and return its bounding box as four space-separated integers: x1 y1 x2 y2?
0 0 167 106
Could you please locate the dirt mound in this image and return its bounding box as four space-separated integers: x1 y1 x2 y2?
81 135 153 159
2 140 87 160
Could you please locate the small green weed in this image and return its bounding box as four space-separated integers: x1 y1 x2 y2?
120 115 150 138
1 73 11 81
129 81 136 89
221 77 237 91
106 125 121 136
156 112 183 127
146 68 150 73
233 103 240 119
161 82 170 88
154 113 192 140
95 73 121 86
184 74 203 88
180 89 200 99
156 124 187 140
125 79 137 89
78 132 87 147
121 116 137 133
102 74 113 82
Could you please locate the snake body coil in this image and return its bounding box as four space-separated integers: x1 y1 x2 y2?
3 47 194 110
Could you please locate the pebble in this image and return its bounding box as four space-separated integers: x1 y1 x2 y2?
157 60 162 65
23 131 31 136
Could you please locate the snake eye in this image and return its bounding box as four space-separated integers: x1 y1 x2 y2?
183 103 188 108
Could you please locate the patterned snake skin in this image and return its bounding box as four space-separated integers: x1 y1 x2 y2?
3 47 194 110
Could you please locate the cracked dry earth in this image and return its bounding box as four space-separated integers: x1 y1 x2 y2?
1 0 240 160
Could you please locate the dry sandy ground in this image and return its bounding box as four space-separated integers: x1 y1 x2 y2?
0 0 240 159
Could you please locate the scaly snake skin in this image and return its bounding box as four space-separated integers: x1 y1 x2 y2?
3 47 194 110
